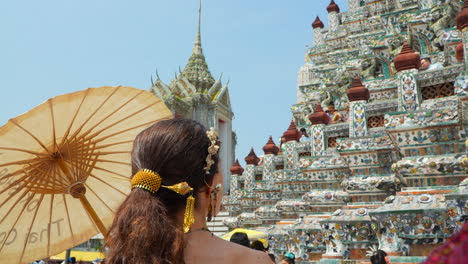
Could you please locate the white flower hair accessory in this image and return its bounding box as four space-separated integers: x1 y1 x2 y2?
366 245 379 257
204 127 220 174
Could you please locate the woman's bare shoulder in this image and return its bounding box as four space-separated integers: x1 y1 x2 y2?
216 238 272 263
237 248 272 264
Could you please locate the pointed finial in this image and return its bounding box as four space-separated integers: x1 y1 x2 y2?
393 41 421 72
193 0 203 55
347 76 369 102
263 136 279 155
312 16 324 29
245 148 260 165
155 69 161 80
282 120 300 142
179 66 182 73
308 103 330 125
230 159 244 175
327 0 340 13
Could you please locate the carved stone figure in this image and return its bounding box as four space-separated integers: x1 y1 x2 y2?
429 3 458 51
361 57 378 80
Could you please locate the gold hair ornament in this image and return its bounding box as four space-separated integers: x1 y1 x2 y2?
204 127 220 174
131 169 195 233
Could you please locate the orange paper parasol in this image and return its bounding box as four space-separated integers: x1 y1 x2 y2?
0 86 172 264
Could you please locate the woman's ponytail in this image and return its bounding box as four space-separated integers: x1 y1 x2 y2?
105 189 185 264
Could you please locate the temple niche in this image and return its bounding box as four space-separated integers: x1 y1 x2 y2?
222 0 468 263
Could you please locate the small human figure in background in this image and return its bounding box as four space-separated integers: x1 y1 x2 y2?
251 240 267 252
230 232 250 248
60 257 76 264
299 128 309 142
420 57 443 71
326 104 343 124
369 249 390 264
278 136 286 154
251 240 276 263
281 252 295 264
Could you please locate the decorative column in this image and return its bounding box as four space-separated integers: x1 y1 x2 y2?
261 137 282 207
229 159 243 191
327 0 341 31
262 136 279 187
347 76 370 137
455 1 468 95
282 121 301 170
393 41 422 111
242 148 260 213
308 103 329 156
224 160 244 216
244 148 259 192
312 16 325 46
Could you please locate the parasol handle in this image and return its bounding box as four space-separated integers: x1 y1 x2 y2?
56 157 108 237
79 195 108 237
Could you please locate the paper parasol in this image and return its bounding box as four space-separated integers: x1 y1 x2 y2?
0 86 172 264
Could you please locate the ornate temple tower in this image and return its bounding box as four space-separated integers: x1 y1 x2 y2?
150 2 235 191
327 0 341 31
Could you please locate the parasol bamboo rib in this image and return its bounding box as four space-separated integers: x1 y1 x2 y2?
91 118 162 145
62 194 76 246
76 89 145 141
0 147 49 156
65 87 120 145
19 194 45 263
0 156 51 167
97 151 131 155
47 194 55 257
85 183 114 213
85 100 163 140
95 140 134 150
9 119 50 154
89 174 127 196
94 159 131 166
48 99 58 153
0 191 36 252
58 88 89 150
56 158 108 236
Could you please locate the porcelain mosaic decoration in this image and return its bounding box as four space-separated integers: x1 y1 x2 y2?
222 1 468 263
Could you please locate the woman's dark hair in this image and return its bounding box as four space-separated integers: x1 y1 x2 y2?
268 253 276 263
105 119 219 264
282 253 295 264
230 232 250 248
370 249 387 264
251 240 266 251
281 256 295 264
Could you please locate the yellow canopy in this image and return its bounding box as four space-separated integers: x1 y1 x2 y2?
50 250 104 261
221 228 267 241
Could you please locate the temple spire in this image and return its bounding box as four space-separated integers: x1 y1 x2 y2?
179 0 215 91
193 0 203 55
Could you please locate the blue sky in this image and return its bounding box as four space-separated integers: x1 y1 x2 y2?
0 0 348 167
